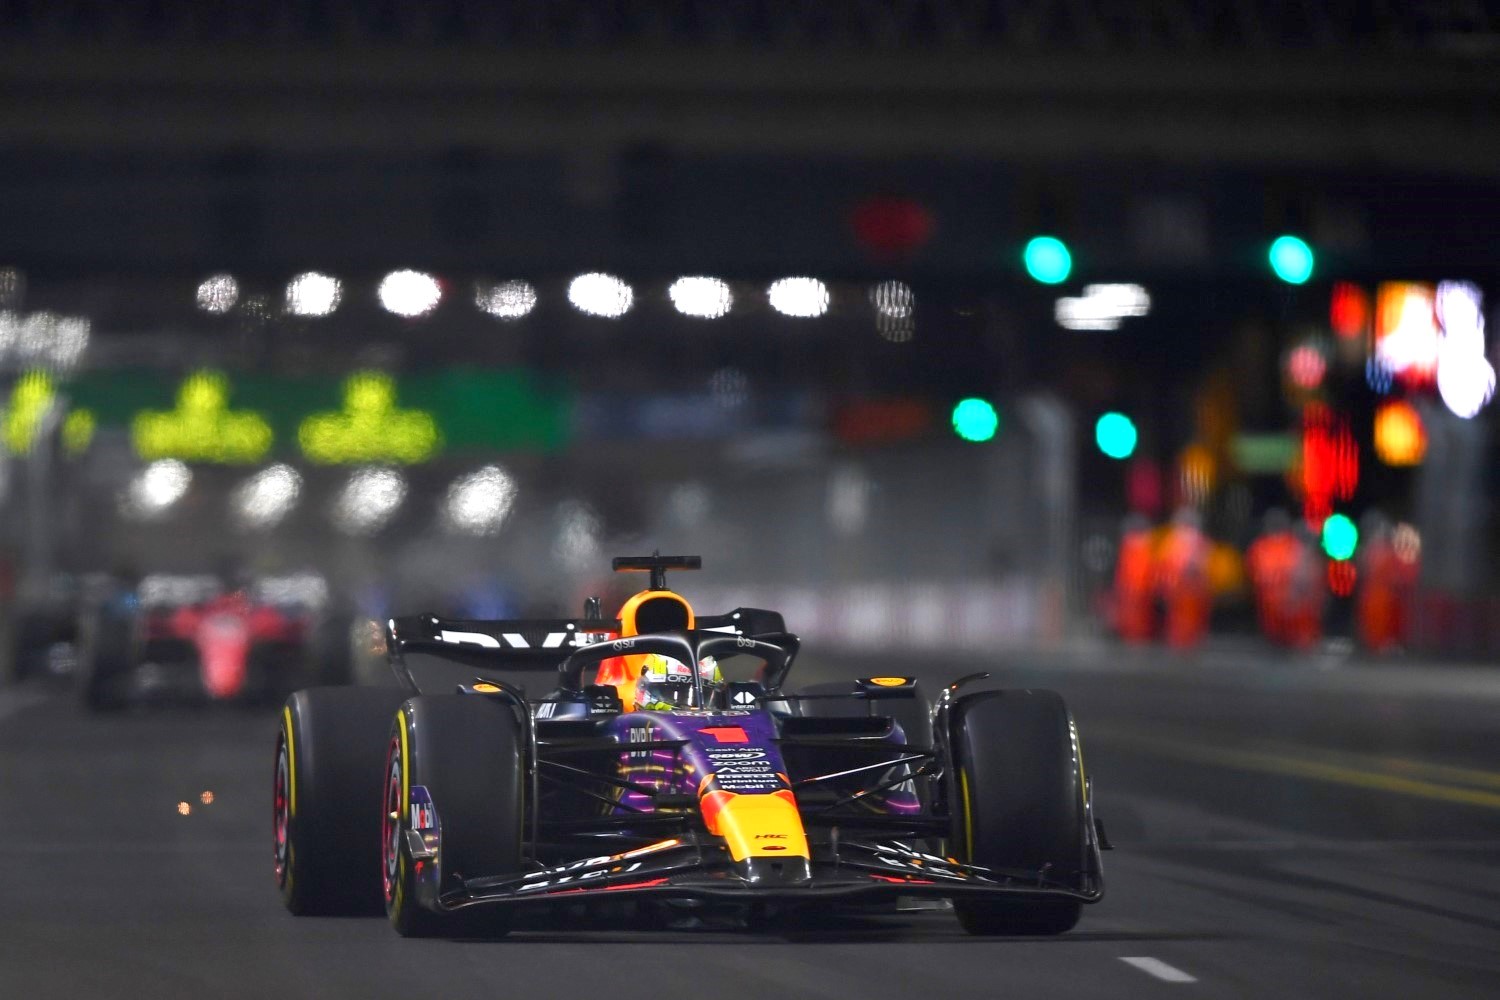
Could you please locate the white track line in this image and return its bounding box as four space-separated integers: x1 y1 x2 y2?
1120 957 1197 983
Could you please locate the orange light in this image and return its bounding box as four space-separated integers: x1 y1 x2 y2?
1328 560 1357 597
176 801 191 816
1178 443 1215 504
1374 400 1426 466
200 791 215 805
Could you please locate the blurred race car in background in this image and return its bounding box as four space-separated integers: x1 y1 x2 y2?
80 571 350 710
275 555 1108 937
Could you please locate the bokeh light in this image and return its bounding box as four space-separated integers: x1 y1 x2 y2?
0 311 92 371
298 372 439 465
552 499 602 569
875 313 915 342
1375 282 1439 387
231 464 303 531
1373 400 1426 466
669 276 733 318
1054 283 1150 331
1329 282 1369 339
950 398 999 443
2 370 55 455
1269 235 1314 284
1023 237 1072 284
1095 412 1138 460
378 270 443 317
568 273 634 318
331 467 407 536
132 371 274 464
1392 522 1421 564
285 272 342 317
475 279 537 319
120 460 192 521
196 274 239 314
1434 280 1494 418
767 277 830 317
1287 344 1327 390
1365 357 1396 394
442 465 518 536
1321 513 1359 561
869 280 914 318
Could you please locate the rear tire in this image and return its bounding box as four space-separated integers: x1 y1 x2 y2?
383 694 526 938
78 610 132 712
947 689 1086 935
275 686 409 915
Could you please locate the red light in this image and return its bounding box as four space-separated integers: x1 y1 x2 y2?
1125 458 1164 517
832 398 934 446
1328 560 1357 596
1300 405 1358 529
1329 282 1370 340
850 197 936 260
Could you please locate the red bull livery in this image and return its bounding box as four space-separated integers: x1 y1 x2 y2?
273 554 1108 936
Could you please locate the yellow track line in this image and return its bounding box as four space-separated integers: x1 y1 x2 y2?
1094 730 1500 810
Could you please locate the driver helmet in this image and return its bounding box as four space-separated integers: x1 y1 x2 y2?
634 653 724 711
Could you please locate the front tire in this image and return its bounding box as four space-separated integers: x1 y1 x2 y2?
383 694 526 938
275 686 409 915
947 689 1087 935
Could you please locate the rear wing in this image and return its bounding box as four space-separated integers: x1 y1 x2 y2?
384 607 790 691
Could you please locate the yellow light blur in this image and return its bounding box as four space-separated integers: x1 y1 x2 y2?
298 371 440 464
132 371 273 463
1373 400 1425 466
176 801 191 816
63 408 95 455
2 370 54 455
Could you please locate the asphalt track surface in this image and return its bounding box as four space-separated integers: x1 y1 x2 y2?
3 638 1499 999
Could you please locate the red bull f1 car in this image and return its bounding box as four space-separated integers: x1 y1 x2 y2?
274 555 1107 936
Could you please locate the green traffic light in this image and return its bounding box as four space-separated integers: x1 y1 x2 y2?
1269 235 1314 284
1095 412 1137 460
951 398 1000 442
1024 236 1072 284
1321 513 1358 561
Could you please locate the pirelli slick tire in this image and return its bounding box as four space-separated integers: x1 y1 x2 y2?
383 695 525 938
78 610 134 712
275 686 409 916
80 649 130 712
947 689 1087 936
